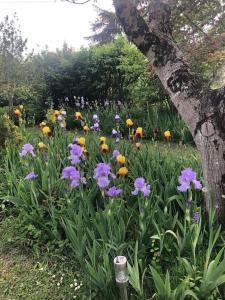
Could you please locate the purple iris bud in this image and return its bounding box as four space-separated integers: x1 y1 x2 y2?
61 110 67 116
112 129 118 137
115 115 120 122
61 166 80 180
113 149 120 158
193 212 200 224
132 177 151 197
20 143 35 157
24 171 38 180
186 200 192 209
106 186 123 197
177 168 202 192
92 114 99 122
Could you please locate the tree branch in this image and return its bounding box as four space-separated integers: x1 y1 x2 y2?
63 0 92 4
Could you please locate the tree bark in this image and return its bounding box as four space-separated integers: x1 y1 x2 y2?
113 0 225 225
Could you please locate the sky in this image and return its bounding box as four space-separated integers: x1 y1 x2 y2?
0 0 113 52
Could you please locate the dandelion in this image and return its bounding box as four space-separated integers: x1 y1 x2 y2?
135 127 143 138
126 119 133 127
164 130 171 140
116 154 125 165
75 112 83 120
106 186 123 197
117 167 128 177
24 171 38 180
132 177 151 197
112 149 120 158
38 142 46 151
42 126 51 136
100 143 109 153
20 143 35 157
14 109 22 118
77 137 85 146
177 168 202 192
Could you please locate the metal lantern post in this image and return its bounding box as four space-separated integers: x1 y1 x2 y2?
114 256 129 300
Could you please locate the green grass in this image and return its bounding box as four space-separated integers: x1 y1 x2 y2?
0 217 95 300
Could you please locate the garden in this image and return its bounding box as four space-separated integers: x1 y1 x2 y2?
1 0 225 299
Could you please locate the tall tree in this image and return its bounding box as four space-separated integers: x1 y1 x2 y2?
110 0 225 224
0 14 27 113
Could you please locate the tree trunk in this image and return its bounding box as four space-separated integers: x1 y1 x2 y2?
113 0 225 224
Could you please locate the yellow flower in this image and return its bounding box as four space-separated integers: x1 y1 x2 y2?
126 119 133 127
135 142 141 150
54 110 60 117
42 126 51 136
19 105 24 110
83 125 89 132
38 142 46 150
75 112 83 120
135 127 143 138
39 121 47 128
118 167 128 177
83 147 89 158
14 109 22 118
164 130 171 140
99 136 106 144
100 143 109 153
116 154 126 165
77 137 86 146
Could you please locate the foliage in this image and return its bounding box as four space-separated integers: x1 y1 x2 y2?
1 113 225 298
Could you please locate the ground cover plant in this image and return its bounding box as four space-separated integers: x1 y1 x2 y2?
1 108 225 299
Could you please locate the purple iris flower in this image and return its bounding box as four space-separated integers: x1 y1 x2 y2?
20 144 35 157
177 168 202 192
61 166 81 189
132 177 151 197
112 129 118 137
115 115 120 122
61 111 67 116
193 212 200 224
61 166 80 180
97 177 110 188
113 149 120 158
24 171 38 180
94 163 112 189
94 163 111 179
106 186 123 197
92 114 99 122
69 144 83 165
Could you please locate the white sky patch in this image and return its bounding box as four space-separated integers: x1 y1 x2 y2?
0 0 113 52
